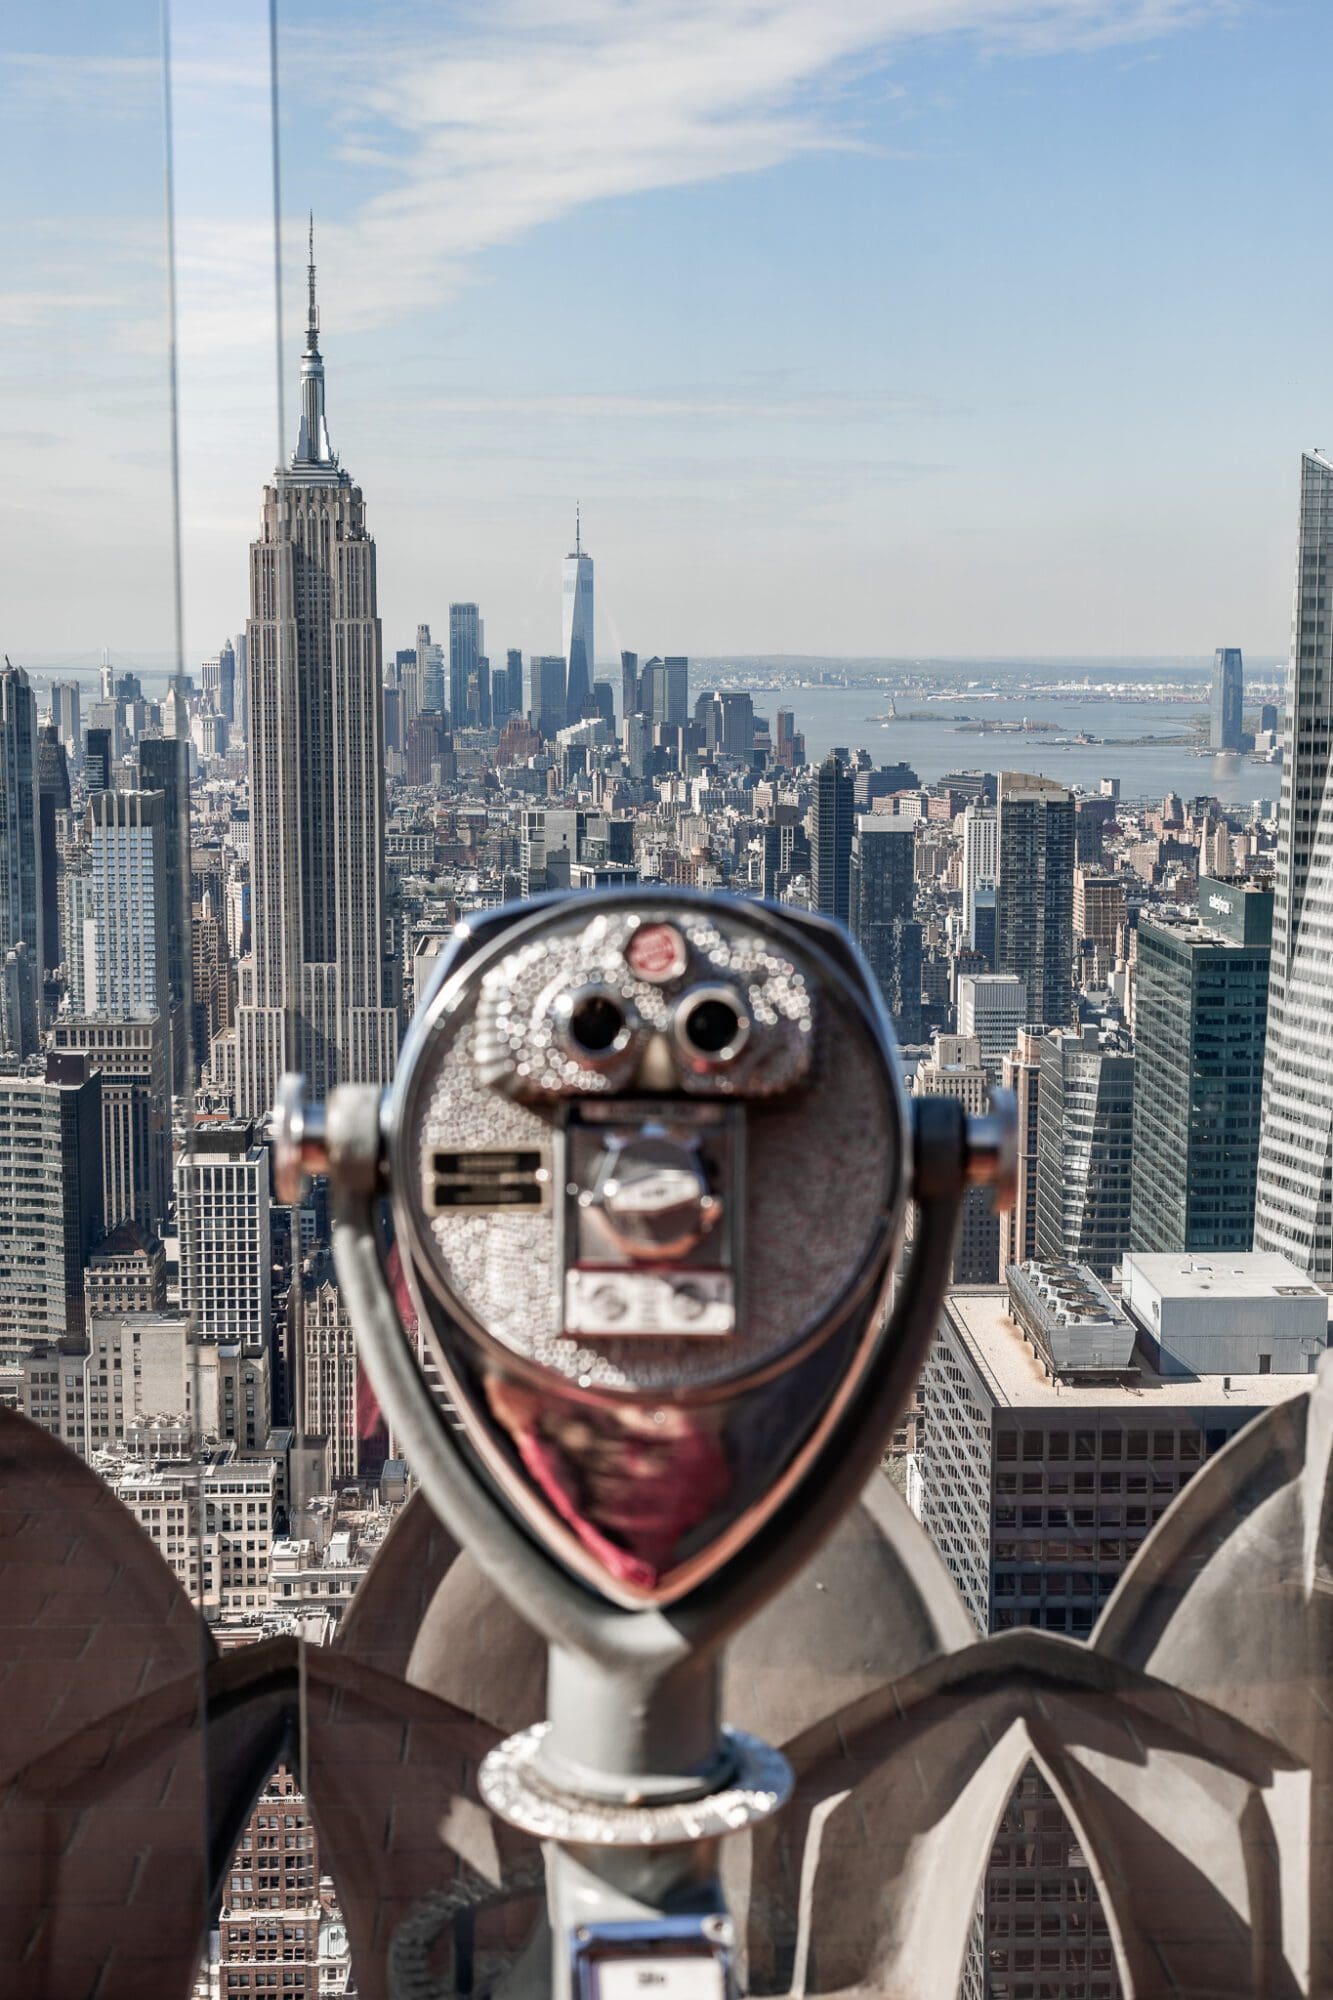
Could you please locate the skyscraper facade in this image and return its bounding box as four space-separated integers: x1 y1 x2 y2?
997 771 1075 1031
138 735 191 1091
957 971 1026 1076
1211 646 1244 752
177 1121 272 1352
36 722 68 975
849 815 921 1042
1000 1026 1045 1271
232 231 397 1116
911 1035 999 1282
86 789 169 1030
53 1015 170 1232
505 648 524 720
449 603 485 727
50 678 82 756
1132 877 1272 1254
0 1053 102 1356
620 650 640 723
562 510 594 722
812 750 855 922
1255 454 1333 1278
0 662 42 1054
960 803 997 946
1036 1025 1135 1278
533 655 567 739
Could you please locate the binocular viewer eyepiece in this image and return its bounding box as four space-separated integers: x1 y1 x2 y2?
275 888 1014 1613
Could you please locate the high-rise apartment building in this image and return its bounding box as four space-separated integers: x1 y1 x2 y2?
1001 1026 1045 1272
52 1015 170 1233
86 788 170 1042
505 647 524 721
218 1765 322 1998
1036 1025 1135 1278
449 602 485 727
82 725 112 794
36 723 69 975
0 662 42 1055
1073 868 1127 959
1211 645 1244 752
490 661 514 730
1256 453 1333 1278
50 678 82 756
957 972 1026 1077
298 1250 359 1484
997 772 1075 1031
532 655 567 739
217 636 236 724
911 1035 999 1282
641 657 689 729
177 1120 273 1352
233 632 248 739
1131 876 1272 1254
138 736 191 1091
0 1053 102 1357
232 229 397 1116
960 804 997 946
620 649 640 723
849 815 921 1042
812 750 855 922
562 509 595 722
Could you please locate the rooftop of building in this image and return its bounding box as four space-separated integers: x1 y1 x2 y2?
89 1220 164 1261
945 1286 1314 1411
1121 1251 1324 1305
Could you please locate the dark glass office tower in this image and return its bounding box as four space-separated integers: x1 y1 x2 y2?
812 750 855 923
850 816 921 1042
1131 876 1272 1253
997 771 1075 1031
1210 646 1244 751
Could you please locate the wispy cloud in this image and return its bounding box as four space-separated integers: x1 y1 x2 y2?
282 0 1238 327
0 0 1236 348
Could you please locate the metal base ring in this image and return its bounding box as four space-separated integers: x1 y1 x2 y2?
479 1724 793 1847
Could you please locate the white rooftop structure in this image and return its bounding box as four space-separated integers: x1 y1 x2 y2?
1121 1251 1327 1378
949 1286 1312 1411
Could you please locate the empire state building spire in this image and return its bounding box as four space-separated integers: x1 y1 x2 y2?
294 214 334 468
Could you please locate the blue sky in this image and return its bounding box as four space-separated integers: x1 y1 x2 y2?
0 0 1325 670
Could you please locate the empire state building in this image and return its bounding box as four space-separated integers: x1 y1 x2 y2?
231 227 397 1117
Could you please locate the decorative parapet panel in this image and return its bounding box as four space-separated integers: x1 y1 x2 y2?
1 1354 1330 1998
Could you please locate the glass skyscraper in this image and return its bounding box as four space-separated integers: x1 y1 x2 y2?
1131 877 1271 1254
1211 646 1244 751
561 509 594 722
449 603 485 728
997 771 1075 1032
811 751 855 923
849 815 921 1042
1256 453 1333 1277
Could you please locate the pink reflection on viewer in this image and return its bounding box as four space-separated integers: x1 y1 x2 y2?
485 1377 732 1589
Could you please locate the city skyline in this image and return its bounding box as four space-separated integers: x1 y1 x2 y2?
5 2 1333 664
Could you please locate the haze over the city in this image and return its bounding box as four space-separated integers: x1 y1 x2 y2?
4 0 1328 665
